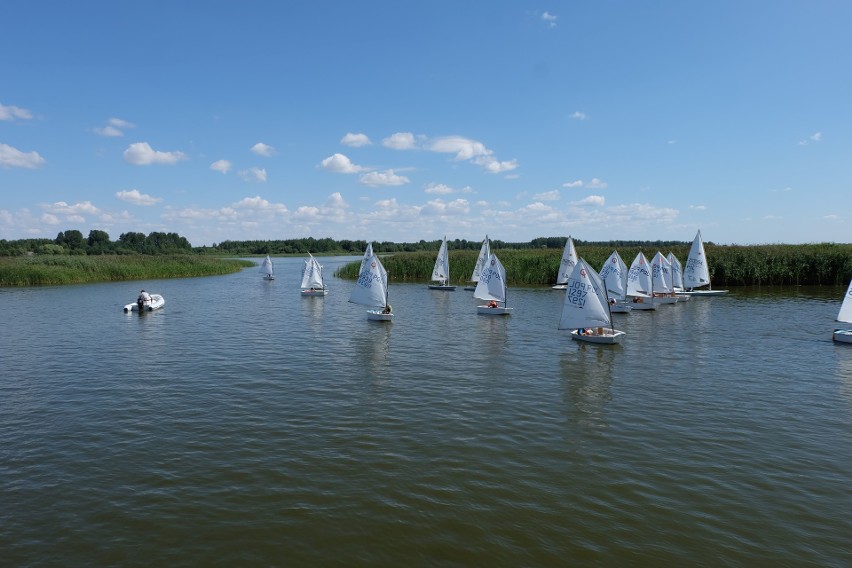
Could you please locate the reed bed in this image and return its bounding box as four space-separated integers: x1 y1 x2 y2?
335 244 852 287
0 255 254 287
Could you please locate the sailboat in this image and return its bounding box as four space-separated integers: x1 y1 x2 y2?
651 251 678 305
474 253 513 315
599 250 632 313
833 278 852 344
428 236 456 290
259 255 275 280
300 253 328 296
626 252 657 310
551 236 578 290
681 230 728 296
667 252 690 302
559 258 625 344
359 241 374 274
464 235 490 291
350 250 392 321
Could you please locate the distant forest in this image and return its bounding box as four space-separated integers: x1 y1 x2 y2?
0 230 691 257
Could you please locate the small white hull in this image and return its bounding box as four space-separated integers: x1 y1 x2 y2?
675 294 691 302
627 298 657 310
680 289 729 296
367 310 393 321
301 288 328 296
428 284 456 291
609 303 632 313
653 296 679 305
551 284 567 290
570 328 626 345
477 305 513 315
124 294 165 313
834 329 852 344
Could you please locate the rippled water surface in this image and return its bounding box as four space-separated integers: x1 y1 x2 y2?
2 257 851 567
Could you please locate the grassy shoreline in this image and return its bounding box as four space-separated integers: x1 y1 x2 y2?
0 255 255 287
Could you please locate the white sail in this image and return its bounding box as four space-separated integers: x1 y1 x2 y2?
350 253 388 308
558 259 611 330
599 250 628 300
838 279 852 323
359 241 374 275
474 253 508 303
470 235 490 283
627 252 653 297
683 230 712 289
431 236 450 284
300 253 325 290
555 237 578 285
259 255 274 278
651 252 673 294
668 252 684 289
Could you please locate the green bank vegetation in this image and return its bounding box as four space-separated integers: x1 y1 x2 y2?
0 255 254 287
336 243 852 287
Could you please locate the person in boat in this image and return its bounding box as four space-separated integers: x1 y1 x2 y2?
488 300 498 308
632 296 643 303
137 289 152 310
382 304 392 314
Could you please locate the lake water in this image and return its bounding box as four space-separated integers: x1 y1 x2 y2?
2 256 851 567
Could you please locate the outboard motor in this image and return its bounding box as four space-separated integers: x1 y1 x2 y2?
137 298 145 311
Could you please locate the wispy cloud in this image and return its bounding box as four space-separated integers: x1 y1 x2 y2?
0 102 33 121
533 189 560 201
360 169 409 187
123 142 187 165
563 180 584 188
381 132 518 175
577 195 605 206
563 178 608 189
238 167 267 182
570 111 586 120
382 132 419 150
250 142 276 156
210 159 232 174
341 132 371 147
541 11 558 27
116 189 162 206
689 204 707 210
799 132 822 145
94 117 135 137
0 143 45 169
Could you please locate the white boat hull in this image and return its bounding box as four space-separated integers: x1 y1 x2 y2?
609 303 632 313
301 288 328 296
653 296 678 305
834 329 852 344
124 294 165 313
551 284 567 290
428 285 456 291
679 289 729 296
570 328 626 345
675 294 691 302
627 298 656 310
366 310 393 321
477 305 513 316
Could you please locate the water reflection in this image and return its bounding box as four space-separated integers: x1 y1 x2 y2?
559 342 616 432
349 322 392 385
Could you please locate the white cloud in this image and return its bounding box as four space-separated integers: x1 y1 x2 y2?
382 132 418 150
533 190 560 201
474 156 518 174
341 132 371 147
428 136 489 160
251 142 276 156
690 205 707 210
0 102 33 121
586 178 608 189
321 153 364 173
123 142 187 165
41 201 100 222
116 189 162 206
94 117 135 137
824 214 840 220
563 180 584 188
360 169 410 187
0 143 45 169
238 167 267 182
570 111 586 120
41 213 60 225
424 183 455 195
233 196 286 213
577 195 605 206
210 159 232 174
420 198 471 217
542 11 557 27
799 132 822 146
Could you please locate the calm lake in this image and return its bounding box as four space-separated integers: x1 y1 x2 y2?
2 256 851 567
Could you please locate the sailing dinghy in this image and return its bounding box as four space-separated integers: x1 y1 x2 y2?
667 252 690 302
681 230 728 296
428 236 456 290
474 253 513 315
552 236 578 290
834 278 852 344
599 250 632 313
464 235 490 291
626 252 657 310
559 259 625 344
260 255 275 280
350 250 393 321
300 253 328 296
651 251 678 305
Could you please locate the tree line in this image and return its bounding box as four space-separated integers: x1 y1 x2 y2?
0 230 192 256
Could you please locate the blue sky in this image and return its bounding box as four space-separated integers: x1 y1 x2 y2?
2 1 850 246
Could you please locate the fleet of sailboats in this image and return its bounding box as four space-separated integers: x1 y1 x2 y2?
260 255 275 280
428 236 456 290
465 236 490 291
300 253 327 296
834 278 852 344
